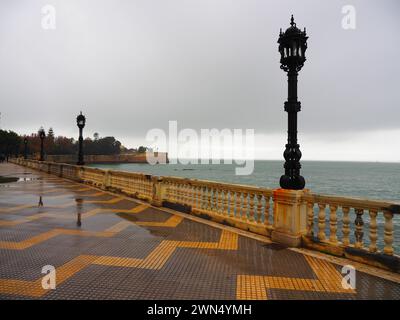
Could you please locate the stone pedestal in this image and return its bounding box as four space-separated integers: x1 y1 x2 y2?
271 188 308 247
150 177 164 207
103 170 111 189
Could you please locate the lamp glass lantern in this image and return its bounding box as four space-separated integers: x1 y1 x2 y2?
278 15 308 73
76 112 86 129
38 127 46 139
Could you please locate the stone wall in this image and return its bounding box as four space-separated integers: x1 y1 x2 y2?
44 152 169 164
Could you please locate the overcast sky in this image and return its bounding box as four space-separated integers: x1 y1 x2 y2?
0 0 399 161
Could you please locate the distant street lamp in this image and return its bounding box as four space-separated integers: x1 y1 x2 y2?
38 127 46 161
23 137 28 160
278 15 308 190
76 112 86 165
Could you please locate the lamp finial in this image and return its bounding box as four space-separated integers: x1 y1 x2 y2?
290 15 295 27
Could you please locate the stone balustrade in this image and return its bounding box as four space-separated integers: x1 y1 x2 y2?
160 176 274 237
302 193 399 269
10 158 400 272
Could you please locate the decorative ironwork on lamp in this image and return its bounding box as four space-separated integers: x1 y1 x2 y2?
278 15 308 190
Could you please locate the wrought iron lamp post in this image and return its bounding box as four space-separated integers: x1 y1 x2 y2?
38 127 46 161
76 112 86 166
278 15 308 190
23 137 28 160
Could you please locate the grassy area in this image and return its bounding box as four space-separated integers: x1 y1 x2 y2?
0 176 18 183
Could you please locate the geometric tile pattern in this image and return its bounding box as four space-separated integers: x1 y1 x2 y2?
237 255 355 299
1 163 400 300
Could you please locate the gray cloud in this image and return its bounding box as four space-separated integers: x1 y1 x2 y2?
0 0 399 150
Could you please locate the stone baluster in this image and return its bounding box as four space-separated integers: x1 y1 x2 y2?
229 191 236 217
191 185 196 208
210 188 216 211
188 184 194 206
248 193 255 222
189 185 195 207
135 177 142 194
317 203 326 241
222 190 229 216
135 177 139 193
256 194 263 224
383 210 394 255
329 205 338 244
354 209 364 249
306 201 314 237
171 181 178 203
164 181 170 201
168 182 173 202
133 177 138 193
143 178 147 195
136 178 140 194
182 184 187 205
264 196 271 226
199 186 204 209
214 188 219 212
127 176 131 192
174 183 179 203
171 183 177 203
368 209 378 253
342 207 350 246
235 192 242 218
133 177 139 194
206 187 212 211
191 185 196 207
217 189 223 214
139 177 143 194
183 184 188 205
200 186 206 210
138 177 143 194
145 179 150 196
178 183 185 204
197 185 203 209
178 184 183 204
175 183 180 203
241 192 249 221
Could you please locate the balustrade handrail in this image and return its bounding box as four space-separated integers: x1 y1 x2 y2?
107 169 153 179
161 175 274 196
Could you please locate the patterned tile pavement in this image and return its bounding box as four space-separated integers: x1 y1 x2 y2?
0 162 399 300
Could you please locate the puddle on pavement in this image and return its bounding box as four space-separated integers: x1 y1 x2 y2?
0 176 19 183
18 177 42 182
0 172 41 183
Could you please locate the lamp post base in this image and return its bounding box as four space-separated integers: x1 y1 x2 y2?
279 174 305 190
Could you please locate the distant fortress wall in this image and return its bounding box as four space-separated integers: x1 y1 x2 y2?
44 152 169 164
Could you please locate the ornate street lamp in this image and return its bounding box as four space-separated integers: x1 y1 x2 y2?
23 137 28 160
76 112 86 165
38 127 46 161
278 15 308 190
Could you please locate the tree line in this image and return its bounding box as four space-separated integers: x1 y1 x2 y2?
0 128 128 159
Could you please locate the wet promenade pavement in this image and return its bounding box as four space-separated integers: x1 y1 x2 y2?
0 162 399 299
